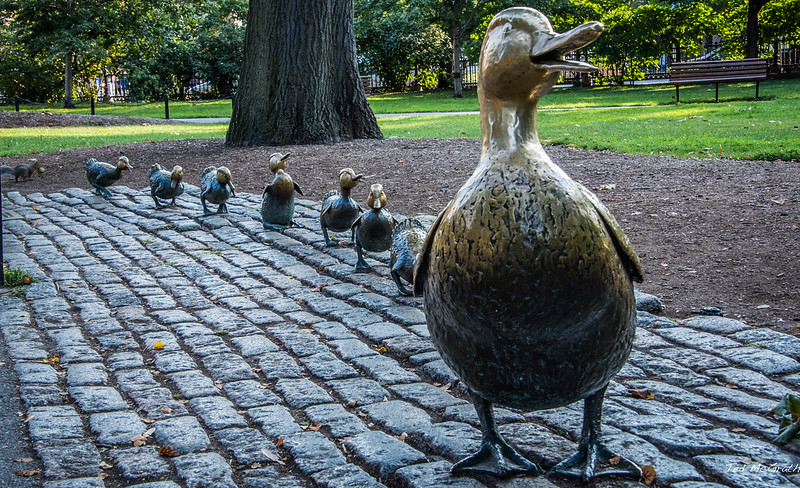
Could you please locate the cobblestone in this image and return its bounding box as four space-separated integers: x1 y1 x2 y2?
3 186 799 488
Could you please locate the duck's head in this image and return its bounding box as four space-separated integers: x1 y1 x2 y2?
216 167 232 185
338 168 363 191
171 166 184 187
367 184 387 210
117 156 133 171
268 152 290 173
480 7 603 103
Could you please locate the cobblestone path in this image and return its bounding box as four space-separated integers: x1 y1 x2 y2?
2 186 800 488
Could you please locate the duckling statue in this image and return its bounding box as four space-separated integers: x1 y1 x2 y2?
353 184 398 271
85 155 133 197
390 217 429 296
261 153 303 229
149 163 185 208
320 168 364 246
413 8 643 481
200 166 235 215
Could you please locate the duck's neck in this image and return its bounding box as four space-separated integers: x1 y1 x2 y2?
480 94 543 158
340 186 352 198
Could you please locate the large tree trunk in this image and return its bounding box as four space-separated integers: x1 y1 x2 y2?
746 0 770 58
64 52 75 108
227 0 381 146
452 25 463 98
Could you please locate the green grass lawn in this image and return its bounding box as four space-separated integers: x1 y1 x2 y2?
2 79 798 160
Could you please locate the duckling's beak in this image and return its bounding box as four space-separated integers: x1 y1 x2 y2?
353 174 363 181
530 21 603 72
281 153 290 161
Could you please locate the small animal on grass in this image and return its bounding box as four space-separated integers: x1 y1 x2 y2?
414 7 643 481
149 164 185 208
1 161 45 182
320 168 364 246
200 166 235 215
85 156 133 197
389 217 430 296
261 152 303 229
353 184 399 271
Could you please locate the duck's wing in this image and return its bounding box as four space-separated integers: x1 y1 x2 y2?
293 182 303 196
412 199 453 296
578 183 644 283
319 190 339 219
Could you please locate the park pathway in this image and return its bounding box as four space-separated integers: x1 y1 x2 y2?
2 185 800 488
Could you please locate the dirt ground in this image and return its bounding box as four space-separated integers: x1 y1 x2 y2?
2 112 798 333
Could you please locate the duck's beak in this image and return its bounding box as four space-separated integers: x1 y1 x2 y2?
353 174 363 181
530 21 603 72
281 153 290 161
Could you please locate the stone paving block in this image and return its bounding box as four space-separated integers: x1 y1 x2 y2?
173 452 237 488
36 439 101 478
699 407 779 437
107 351 145 370
275 378 334 408
241 466 305 488
420 421 482 460
115 368 160 392
154 350 198 373
166 370 220 399
188 396 248 430
310 464 387 488
223 379 282 408
42 479 105 488
214 427 278 465
154 416 211 454
693 454 794 488
305 403 369 438
56 344 104 363
329 338 381 360
442 403 525 427
384 305 427 326
268 327 330 357
299 351 359 380
69 386 129 413
419 359 459 385
90 410 147 446
357 321 410 342
389 382 469 410
15 361 58 384
352 354 421 384
248 405 303 437
327 377 391 406
258 351 304 379
28 405 85 441
5 341 48 360
715 346 800 375
602 428 704 483
628 423 725 458
201 352 258 382
496 422 576 470
649 346 729 370
140 332 182 351
19 384 69 408
695 384 776 414
128 387 189 420
706 367 795 400
107 447 172 480
395 460 489 488
622 380 719 409
230 334 280 356
627 350 711 387
282 430 347 474
345 430 427 476
652 327 741 353
680 316 751 334
182 333 231 356
706 428 800 466
384 335 436 358
360 400 433 436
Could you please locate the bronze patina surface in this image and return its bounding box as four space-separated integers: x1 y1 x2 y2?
261 153 303 229
149 163 185 208
200 166 235 215
390 217 429 296
414 7 643 481
85 155 133 198
353 183 398 271
320 168 364 246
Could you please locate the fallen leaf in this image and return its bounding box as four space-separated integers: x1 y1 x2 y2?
161 407 173 414
142 418 156 424
98 472 109 480
250 462 262 469
306 422 323 431
262 449 284 465
641 465 656 485
14 458 33 463
629 388 654 400
100 461 113 469
15 469 40 477
153 341 164 350
608 455 621 465
159 445 180 457
732 427 747 433
346 400 358 408
23 414 34 423
275 438 284 448
375 346 387 354
395 432 408 441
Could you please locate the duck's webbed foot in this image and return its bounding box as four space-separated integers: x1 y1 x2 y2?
354 243 371 272
391 270 412 296
452 435 540 477
217 203 228 214
453 395 541 478
93 184 111 197
549 385 642 482
263 222 288 230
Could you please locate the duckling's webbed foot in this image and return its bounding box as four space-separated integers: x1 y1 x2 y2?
391 270 412 296
549 385 641 482
263 222 288 230
354 242 371 272
93 184 111 197
453 395 540 477
322 227 337 246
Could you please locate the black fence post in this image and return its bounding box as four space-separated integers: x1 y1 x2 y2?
164 91 170 120
91 96 96 115
14 95 20 112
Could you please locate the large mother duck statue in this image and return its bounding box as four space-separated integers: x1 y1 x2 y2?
414 7 644 482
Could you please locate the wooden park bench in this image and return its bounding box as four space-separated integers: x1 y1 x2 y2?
670 58 769 103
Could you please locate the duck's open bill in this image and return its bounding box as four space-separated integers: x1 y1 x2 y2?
530 22 604 72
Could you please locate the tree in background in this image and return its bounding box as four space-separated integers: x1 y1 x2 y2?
196 0 246 97
355 0 450 92
226 0 381 146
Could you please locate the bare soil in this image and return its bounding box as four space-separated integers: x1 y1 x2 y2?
2 112 799 333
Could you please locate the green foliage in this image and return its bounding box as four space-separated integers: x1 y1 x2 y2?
3 267 34 287
355 0 450 92
773 393 800 444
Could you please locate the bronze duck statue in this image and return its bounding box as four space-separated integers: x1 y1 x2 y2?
353 183 398 271
390 217 429 296
149 163 185 208
200 166 235 215
261 152 303 229
413 7 643 482
85 156 132 197
320 168 364 246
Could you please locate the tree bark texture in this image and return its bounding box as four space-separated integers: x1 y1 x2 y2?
746 0 770 58
227 0 381 146
64 52 75 108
